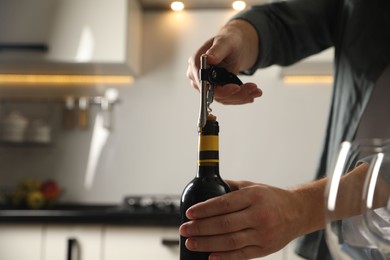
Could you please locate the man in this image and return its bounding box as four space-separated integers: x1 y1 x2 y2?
180 0 390 259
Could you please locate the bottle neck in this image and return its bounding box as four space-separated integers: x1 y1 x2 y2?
197 165 219 178
198 134 219 166
197 116 220 175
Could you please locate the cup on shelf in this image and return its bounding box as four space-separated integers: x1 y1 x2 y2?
27 119 51 144
1 110 29 143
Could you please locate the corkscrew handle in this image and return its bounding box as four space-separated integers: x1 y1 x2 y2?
198 55 209 131
197 54 243 131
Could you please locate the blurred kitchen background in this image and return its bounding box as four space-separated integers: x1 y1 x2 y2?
0 0 333 203
0 0 333 259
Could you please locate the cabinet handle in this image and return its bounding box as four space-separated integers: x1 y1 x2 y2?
67 238 80 260
161 238 180 247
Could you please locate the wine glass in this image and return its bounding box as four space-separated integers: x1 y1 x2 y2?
325 139 390 260
362 148 390 258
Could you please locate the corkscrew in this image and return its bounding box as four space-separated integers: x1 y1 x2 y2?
198 54 243 131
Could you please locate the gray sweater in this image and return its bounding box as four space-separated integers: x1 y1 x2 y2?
234 0 390 258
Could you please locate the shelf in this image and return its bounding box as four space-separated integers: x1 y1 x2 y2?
0 141 52 147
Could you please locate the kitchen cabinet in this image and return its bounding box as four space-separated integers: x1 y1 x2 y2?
0 0 141 76
0 222 304 260
0 224 43 260
46 0 139 69
104 226 179 260
103 226 287 260
0 225 180 260
42 224 103 260
0 224 103 260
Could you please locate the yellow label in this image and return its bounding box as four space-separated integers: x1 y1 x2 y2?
198 159 219 165
199 135 219 151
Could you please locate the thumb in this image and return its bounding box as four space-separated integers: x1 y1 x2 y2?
204 37 232 66
225 179 256 191
225 179 241 191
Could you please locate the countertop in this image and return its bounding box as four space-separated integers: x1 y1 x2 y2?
0 204 180 226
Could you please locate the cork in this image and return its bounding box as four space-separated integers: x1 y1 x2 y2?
207 113 217 121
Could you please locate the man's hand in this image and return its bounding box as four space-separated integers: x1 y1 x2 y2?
187 19 262 105
179 180 308 260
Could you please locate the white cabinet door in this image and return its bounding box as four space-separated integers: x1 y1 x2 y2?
43 224 103 260
103 226 287 260
0 224 43 260
44 0 141 74
104 226 179 260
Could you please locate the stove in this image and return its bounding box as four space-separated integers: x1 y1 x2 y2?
0 195 181 226
121 195 180 214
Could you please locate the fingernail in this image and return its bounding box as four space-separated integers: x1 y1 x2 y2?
210 254 221 260
250 89 261 96
186 208 196 219
182 221 197 236
186 238 198 250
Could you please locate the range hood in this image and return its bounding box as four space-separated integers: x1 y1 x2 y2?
0 0 142 88
280 48 334 84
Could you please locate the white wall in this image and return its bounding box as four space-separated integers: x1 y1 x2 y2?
0 10 332 204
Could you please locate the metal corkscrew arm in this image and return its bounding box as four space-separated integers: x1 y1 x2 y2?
197 54 243 131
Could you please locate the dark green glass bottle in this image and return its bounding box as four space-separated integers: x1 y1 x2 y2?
180 114 231 260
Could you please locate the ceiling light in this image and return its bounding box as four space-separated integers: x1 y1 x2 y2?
171 1 185 11
232 1 246 11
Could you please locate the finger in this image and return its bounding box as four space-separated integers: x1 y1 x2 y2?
212 84 241 99
187 58 200 91
180 210 251 237
214 83 261 99
218 94 258 105
186 66 199 92
186 190 251 220
221 89 262 105
215 84 262 105
205 36 240 73
224 180 240 191
205 40 231 66
186 38 214 91
185 229 261 252
225 180 255 190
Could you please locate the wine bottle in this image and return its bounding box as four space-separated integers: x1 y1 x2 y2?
180 114 231 260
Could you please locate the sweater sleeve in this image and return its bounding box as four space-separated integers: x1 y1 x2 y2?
232 0 339 74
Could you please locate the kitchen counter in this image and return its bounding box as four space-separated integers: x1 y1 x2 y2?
0 204 180 226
